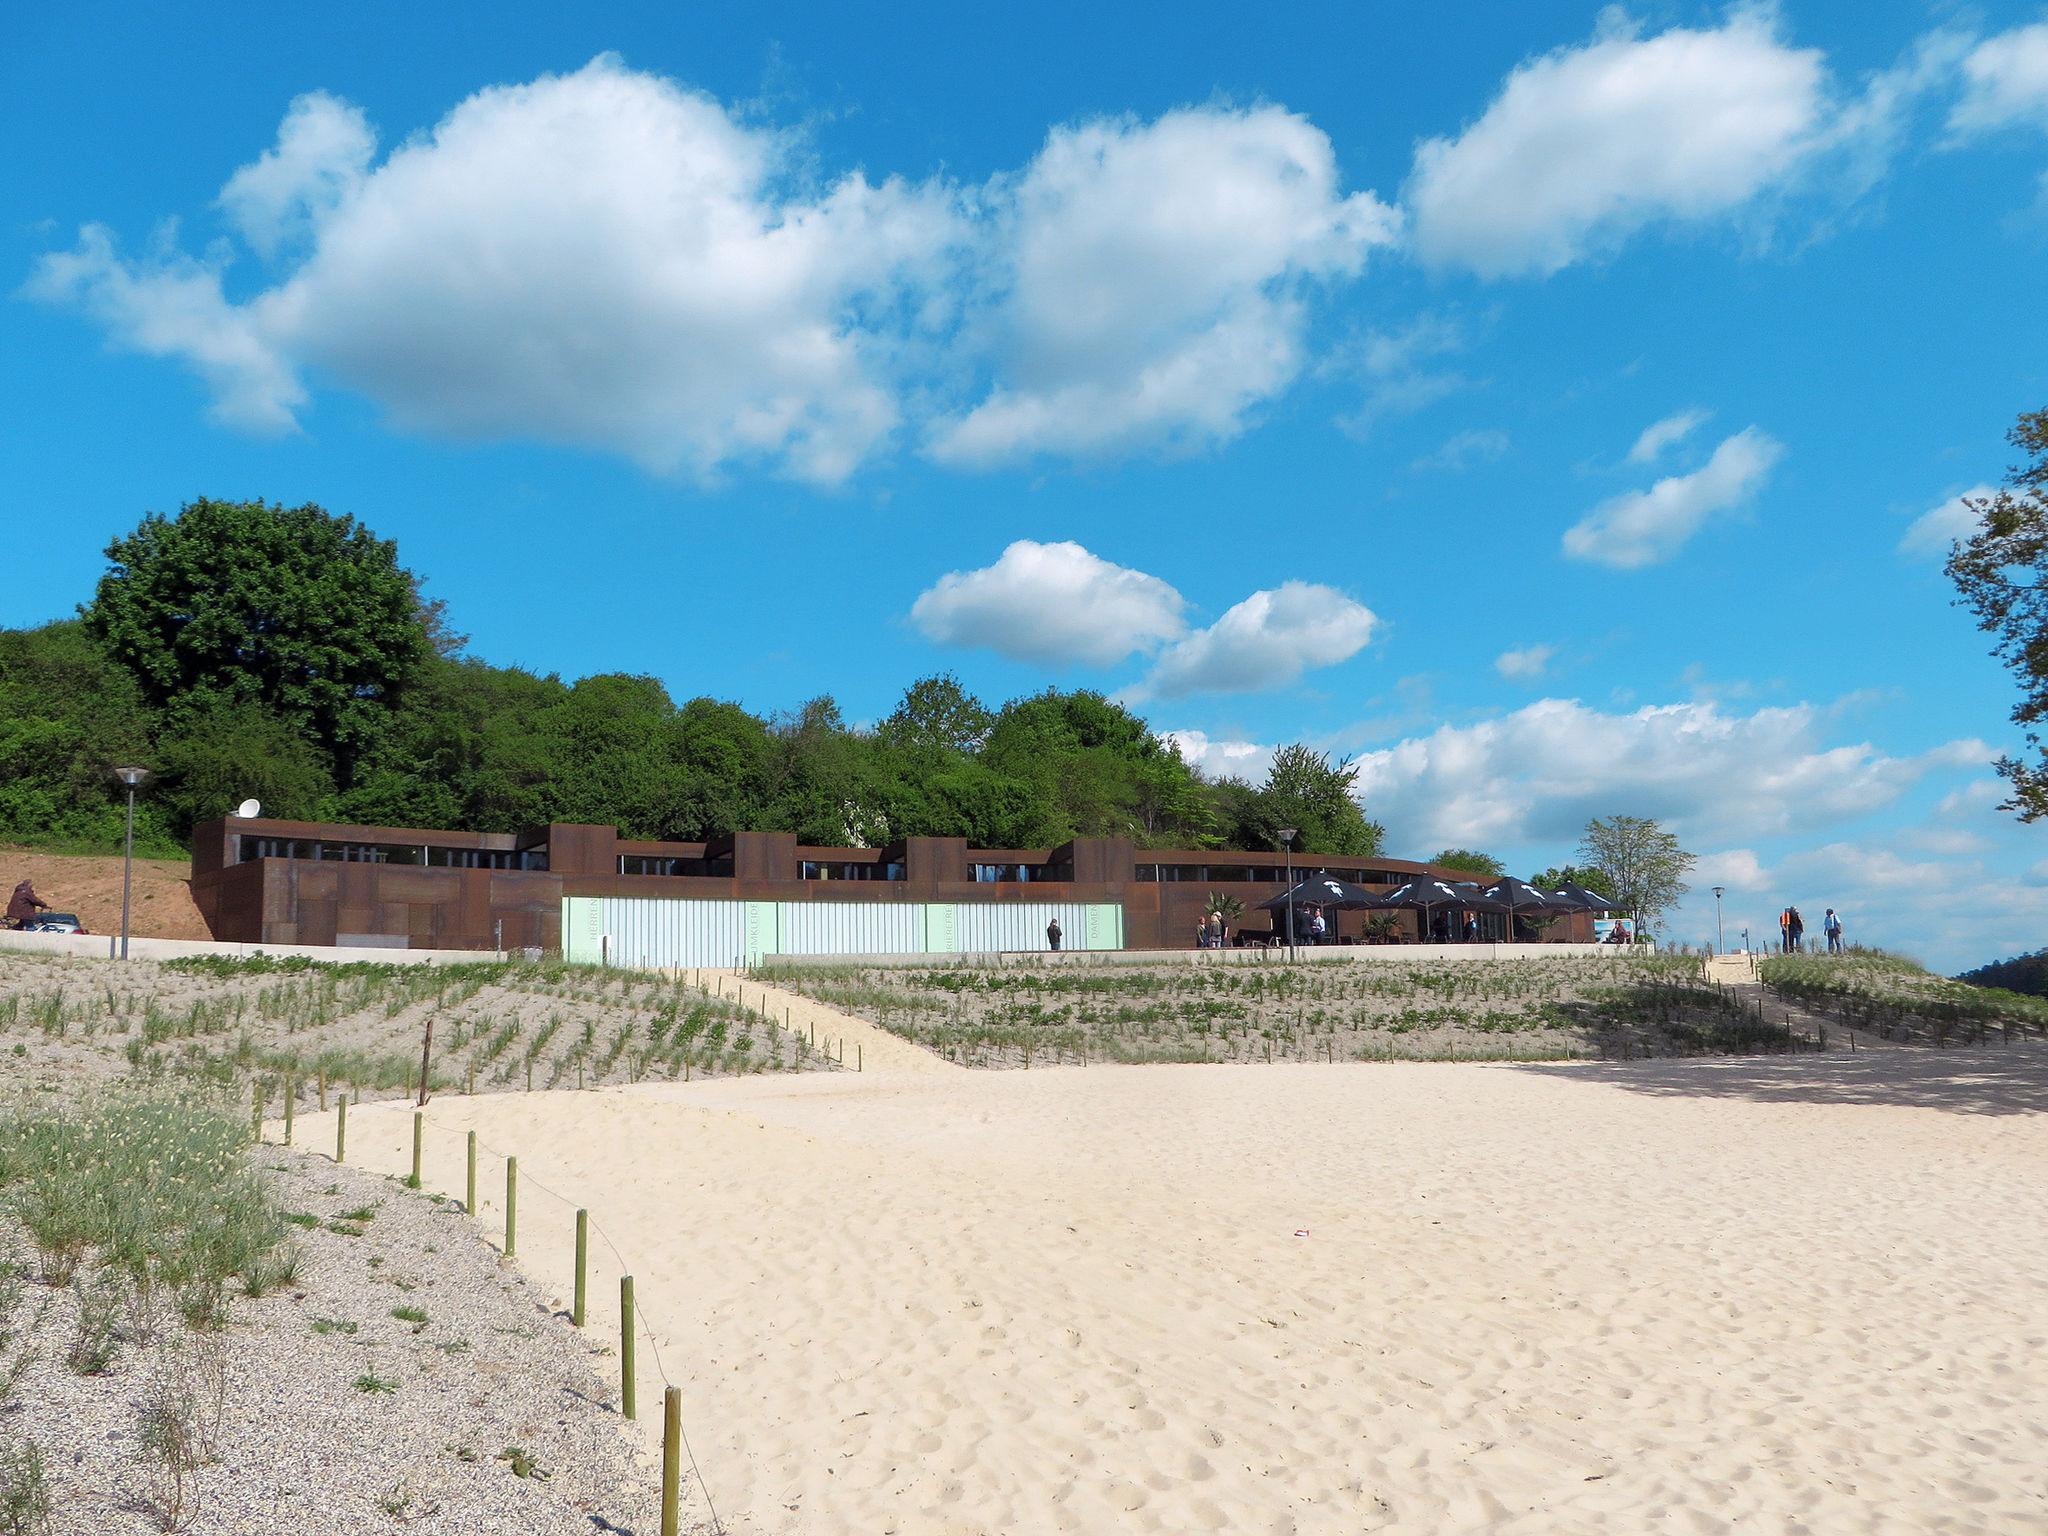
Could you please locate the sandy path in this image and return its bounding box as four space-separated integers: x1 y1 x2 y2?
324 1052 2048 1534
699 969 960 1074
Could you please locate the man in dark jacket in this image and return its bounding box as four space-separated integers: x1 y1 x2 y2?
6 881 50 928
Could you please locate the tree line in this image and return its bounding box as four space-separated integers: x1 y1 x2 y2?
0 498 1384 862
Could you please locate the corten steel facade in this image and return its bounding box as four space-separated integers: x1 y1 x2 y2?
189 816 1592 952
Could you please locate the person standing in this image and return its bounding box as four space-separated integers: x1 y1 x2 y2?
1779 907 1793 954
1046 917 1063 952
1788 907 1805 953
1824 908 1843 953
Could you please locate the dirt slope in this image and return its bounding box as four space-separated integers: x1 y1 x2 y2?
0 846 210 939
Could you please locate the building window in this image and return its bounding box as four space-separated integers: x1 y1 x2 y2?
970 863 1039 883
622 854 733 877
800 860 901 881
240 837 544 871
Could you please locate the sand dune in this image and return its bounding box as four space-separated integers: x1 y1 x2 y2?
328 1050 2048 1533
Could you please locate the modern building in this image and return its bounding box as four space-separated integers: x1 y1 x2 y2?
190 816 1588 965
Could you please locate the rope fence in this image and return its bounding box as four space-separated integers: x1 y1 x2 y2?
259 1102 723 1536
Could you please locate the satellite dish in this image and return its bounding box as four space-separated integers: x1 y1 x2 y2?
236 798 263 819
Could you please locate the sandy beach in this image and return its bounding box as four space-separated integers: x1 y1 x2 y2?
330 1050 2048 1534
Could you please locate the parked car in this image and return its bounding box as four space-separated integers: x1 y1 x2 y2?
21 912 86 934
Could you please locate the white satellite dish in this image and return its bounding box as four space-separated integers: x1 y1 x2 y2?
236 798 263 819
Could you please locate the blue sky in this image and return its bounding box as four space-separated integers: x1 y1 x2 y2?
6 2 2048 969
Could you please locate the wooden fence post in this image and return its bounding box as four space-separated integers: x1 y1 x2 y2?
283 1080 294 1147
573 1209 588 1327
620 1275 637 1420
335 1097 347 1164
661 1386 681 1536
251 1081 264 1145
409 1111 423 1189
505 1156 518 1256
317 1069 327 1112
466 1130 477 1215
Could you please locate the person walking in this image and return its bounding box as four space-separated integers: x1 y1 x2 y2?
1046 917 1063 952
1824 908 1843 953
1779 906 1793 954
1788 907 1805 954
1307 907 1326 946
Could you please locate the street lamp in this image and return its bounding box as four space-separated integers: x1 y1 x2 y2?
112 767 150 960
1278 827 1298 962
1712 886 1725 955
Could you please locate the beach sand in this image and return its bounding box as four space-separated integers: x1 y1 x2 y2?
329 1050 2048 1534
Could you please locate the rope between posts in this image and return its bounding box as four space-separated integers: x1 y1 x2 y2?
402 1114 727 1536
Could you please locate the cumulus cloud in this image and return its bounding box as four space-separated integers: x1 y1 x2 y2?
217 91 375 258
1159 730 1277 783
1349 697 1985 852
1626 407 1710 464
1563 426 1783 567
1405 11 1832 276
1495 643 1555 679
926 106 1399 466
1899 483 1994 557
908 540 1186 666
1949 21 2048 135
1138 581 1378 698
33 65 1408 480
32 59 964 481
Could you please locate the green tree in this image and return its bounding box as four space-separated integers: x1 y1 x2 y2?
1528 864 1616 898
84 498 428 776
155 700 334 835
0 620 168 852
1946 407 2048 820
1575 816 1694 933
1432 848 1505 878
877 675 993 757
1235 744 1384 856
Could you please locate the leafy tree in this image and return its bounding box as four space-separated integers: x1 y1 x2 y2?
1946 407 2048 819
671 698 776 839
84 498 428 775
1432 848 1505 878
533 674 694 837
1575 815 1694 933
1240 744 1384 856
877 675 992 757
0 621 169 852
981 690 1209 845
155 700 334 835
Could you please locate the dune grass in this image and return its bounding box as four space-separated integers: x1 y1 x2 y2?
1760 948 2048 1044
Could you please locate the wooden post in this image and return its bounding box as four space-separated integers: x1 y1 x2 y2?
409 1111 423 1188
620 1275 637 1420
336 1097 347 1164
417 1015 434 1108
505 1156 518 1257
466 1130 477 1215
466 1063 476 1096
574 1209 588 1327
856 1042 862 1072
661 1386 681 1536
283 1080 294 1146
251 1080 264 1144
317 1068 327 1112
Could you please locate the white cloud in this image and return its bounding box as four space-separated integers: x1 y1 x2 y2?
1899 483 1995 557
1563 426 1783 567
1413 427 1509 472
1405 11 1833 276
1495 643 1555 679
1139 581 1378 698
217 91 375 258
1160 730 1276 784
926 106 1398 466
1949 21 2048 135
1349 697 1983 852
908 540 1186 666
1626 407 1710 463
21 227 306 432
31 58 964 482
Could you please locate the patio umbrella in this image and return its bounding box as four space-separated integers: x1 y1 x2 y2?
1255 874 1381 911
1364 878 1507 942
1480 876 1569 940
1547 881 1620 912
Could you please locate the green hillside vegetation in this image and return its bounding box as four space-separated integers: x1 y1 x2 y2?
0 498 1381 861
1955 948 2048 999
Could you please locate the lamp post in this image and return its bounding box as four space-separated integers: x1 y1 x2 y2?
1278 827 1298 962
1712 886 1725 955
112 767 150 960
